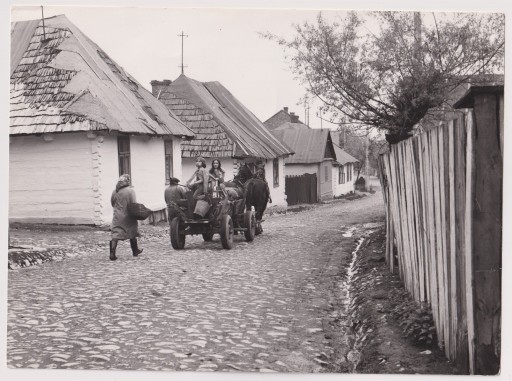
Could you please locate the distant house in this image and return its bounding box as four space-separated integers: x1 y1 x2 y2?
9 15 194 225
264 106 304 129
151 75 293 206
332 143 359 196
270 121 336 202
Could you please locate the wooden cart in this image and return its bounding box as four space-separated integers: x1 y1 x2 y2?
167 191 256 250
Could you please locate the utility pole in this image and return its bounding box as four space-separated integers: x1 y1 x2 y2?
178 31 188 75
413 12 422 72
365 134 370 189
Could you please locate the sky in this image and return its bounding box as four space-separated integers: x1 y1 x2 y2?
10 5 343 129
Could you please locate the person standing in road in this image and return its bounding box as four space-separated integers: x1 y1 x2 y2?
110 174 143 261
165 177 190 220
164 177 188 204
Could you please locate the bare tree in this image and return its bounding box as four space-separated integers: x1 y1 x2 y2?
264 11 504 144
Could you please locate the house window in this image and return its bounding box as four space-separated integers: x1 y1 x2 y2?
339 166 345 184
324 164 329 182
118 136 131 177
164 140 173 184
273 158 279 187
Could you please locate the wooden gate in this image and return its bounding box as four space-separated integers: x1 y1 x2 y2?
285 174 318 205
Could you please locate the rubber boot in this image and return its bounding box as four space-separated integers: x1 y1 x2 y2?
109 240 118 261
130 238 143 257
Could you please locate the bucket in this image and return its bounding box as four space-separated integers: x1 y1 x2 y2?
193 199 211 218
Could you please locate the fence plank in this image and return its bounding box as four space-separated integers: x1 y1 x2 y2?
471 93 502 374
439 124 451 357
454 114 469 371
425 130 441 336
448 120 458 361
412 138 426 302
417 134 431 302
465 111 475 374
384 154 396 273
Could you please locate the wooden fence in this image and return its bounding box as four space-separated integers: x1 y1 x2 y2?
285 173 318 205
377 86 502 374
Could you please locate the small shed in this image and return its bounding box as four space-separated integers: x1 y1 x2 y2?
10 15 194 225
151 75 293 206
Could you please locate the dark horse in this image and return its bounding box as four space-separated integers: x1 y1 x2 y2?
244 178 270 223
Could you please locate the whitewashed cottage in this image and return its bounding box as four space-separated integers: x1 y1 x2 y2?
332 143 359 196
265 108 358 203
151 75 293 206
10 15 194 225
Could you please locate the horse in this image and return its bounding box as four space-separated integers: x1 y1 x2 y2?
244 178 270 223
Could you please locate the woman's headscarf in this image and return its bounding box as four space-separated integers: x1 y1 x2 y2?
116 174 131 192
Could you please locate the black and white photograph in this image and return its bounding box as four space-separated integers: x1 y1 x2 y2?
3 0 509 380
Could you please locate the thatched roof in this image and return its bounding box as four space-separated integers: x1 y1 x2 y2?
271 126 335 164
155 74 293 159
10 15 194 138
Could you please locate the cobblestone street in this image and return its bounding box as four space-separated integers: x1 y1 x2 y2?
7 192 385 373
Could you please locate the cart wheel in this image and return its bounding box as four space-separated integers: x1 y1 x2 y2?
220 215 234 249
244 210 256 242
202 232 214 241
170 217 186 250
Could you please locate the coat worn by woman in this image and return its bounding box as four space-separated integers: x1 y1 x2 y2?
109 174 143 260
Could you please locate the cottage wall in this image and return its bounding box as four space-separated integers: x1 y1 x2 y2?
9 132 96 224
97 135 182 225
9 133 176 226
332 164 355 197
319 160 334 200
171 138 183 185
268 157 287 207
95 134 118 225
130 136 167 210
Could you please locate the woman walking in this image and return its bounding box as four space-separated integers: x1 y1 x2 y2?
110 174 143 261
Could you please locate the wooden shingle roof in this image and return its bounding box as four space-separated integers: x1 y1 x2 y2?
10 15 193 138
156 74 293 159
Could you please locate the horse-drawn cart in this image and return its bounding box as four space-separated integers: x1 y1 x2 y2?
167 191 256 250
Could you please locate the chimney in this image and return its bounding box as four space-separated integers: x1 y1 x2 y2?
283 107 289 114
150 79 172 98
289 112 299 123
